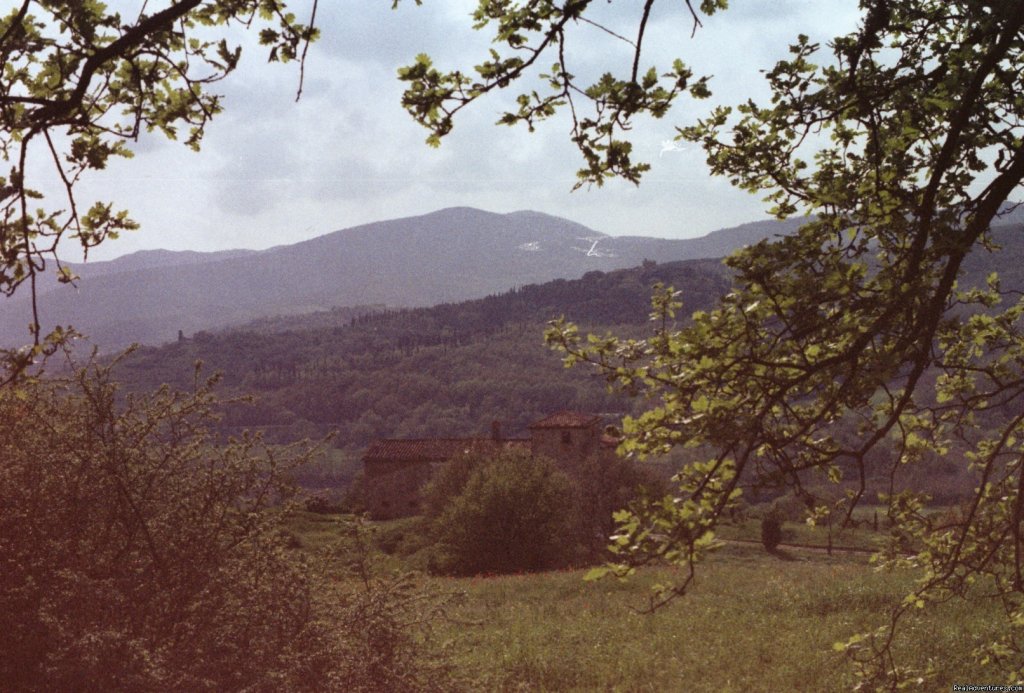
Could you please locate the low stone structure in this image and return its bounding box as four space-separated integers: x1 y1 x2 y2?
362 411 618 519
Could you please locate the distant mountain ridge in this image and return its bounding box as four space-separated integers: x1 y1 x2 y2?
76 247 261 276
0 207 804 349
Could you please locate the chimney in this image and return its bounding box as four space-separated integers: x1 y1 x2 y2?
491 420 502 442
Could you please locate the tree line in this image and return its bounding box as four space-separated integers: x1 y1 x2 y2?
112 259 731 448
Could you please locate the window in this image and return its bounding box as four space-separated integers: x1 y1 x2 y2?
561 430 571 445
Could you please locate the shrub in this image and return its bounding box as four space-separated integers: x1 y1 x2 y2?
421 447 657 573
0 359 458 691
761 516 783 552
0 362 345 691
333 572 462 692
570 453 665 560
429 450 575 575
420 451 485 520
327 519 464 692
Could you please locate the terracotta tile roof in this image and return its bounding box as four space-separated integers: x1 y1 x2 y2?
529 411 603 429
364 437 530 463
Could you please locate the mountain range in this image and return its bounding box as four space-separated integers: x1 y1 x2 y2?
91 202 1024 454
3 204 1022 351
0 208 806 350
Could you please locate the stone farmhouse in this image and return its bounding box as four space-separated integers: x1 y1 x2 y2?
362 411 619 519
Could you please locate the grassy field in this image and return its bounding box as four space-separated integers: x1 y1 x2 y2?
715 517 885 553
291 513 1003 691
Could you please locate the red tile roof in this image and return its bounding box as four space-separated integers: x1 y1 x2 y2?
528 411 603 429
364 437 530 463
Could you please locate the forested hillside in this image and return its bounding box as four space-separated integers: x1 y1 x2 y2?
112 259 731 448
108 214 1024 454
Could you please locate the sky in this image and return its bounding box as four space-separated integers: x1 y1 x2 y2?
66 0 864 261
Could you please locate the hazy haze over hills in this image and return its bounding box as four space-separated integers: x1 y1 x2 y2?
0 207 806 350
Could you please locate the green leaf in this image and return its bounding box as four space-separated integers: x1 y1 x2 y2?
584 566 613 582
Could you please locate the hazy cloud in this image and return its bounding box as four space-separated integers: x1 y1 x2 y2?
75 0 863 260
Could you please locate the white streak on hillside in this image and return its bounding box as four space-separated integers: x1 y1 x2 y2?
573 237 617 258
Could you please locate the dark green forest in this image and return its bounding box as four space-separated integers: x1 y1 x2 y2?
107 230 1024 506
113 259 731 449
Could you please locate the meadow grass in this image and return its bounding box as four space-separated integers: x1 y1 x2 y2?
289 513 1004 691
716 516 885 552
437 545 1002 691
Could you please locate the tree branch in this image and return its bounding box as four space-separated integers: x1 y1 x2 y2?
27 0 205 127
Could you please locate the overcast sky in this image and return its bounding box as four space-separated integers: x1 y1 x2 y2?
71 1 863 261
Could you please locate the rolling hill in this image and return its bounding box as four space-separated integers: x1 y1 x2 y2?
0 207 804 350
102 209 1024 453
111 257 733 448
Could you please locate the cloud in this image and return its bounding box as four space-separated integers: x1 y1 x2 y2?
315 1 485 66
74 0 864 262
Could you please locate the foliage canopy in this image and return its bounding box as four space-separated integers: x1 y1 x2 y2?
424 449 577 575
0 358 334 690
405 0 1024 687
420 446 654 575
0 356 463 692
0 0 317 379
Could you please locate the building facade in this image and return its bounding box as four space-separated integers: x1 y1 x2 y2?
361 411 618 519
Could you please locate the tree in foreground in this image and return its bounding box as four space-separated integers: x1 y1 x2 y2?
0 1 318 381
0 357 460 692
399 0 1024 686
0 358 334 690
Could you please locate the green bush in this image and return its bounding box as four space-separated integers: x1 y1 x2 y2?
0 359 458 692
570 453 666 559
761 516 783 552
327 519 464 692
0 363 340 691
420 452 485 520
428 450 576 575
